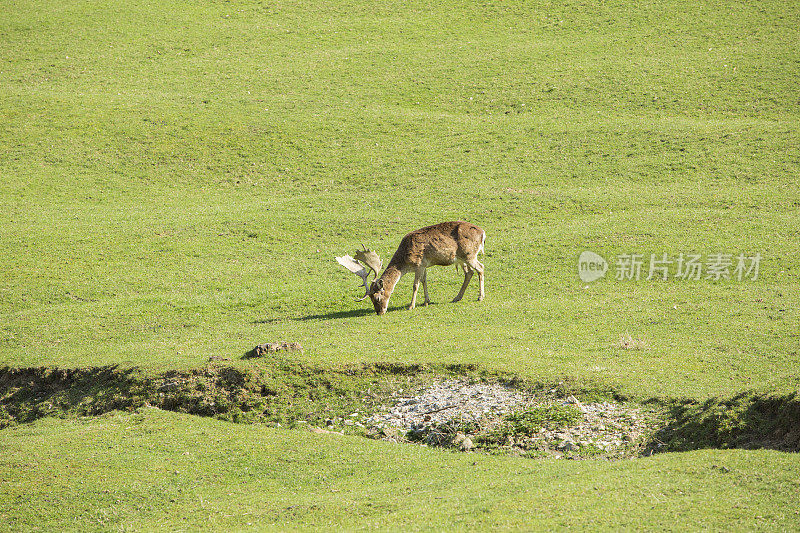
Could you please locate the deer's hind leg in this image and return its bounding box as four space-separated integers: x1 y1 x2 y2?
452 262 473 303
467 257 485 301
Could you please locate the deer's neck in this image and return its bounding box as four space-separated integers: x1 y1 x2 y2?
379 264 402 295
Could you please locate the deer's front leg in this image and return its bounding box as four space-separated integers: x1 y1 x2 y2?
422 269 430 306
409 269 422 310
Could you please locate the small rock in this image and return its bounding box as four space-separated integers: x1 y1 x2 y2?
558 440 575 452
381 428 400 439
244 341 304 358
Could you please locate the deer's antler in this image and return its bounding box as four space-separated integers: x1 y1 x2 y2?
336 254 372 301
354 244 382 278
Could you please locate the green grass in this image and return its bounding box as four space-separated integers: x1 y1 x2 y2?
1 410 799 531
500 405 583 437
1 0 799 529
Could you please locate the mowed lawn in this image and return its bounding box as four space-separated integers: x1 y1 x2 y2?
1 0 799 529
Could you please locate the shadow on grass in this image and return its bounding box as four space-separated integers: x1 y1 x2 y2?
0 365 146 427
252 304 412 324
5 364 799 457
645 391 800 454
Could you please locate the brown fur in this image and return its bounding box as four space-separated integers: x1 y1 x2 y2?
369 221 485 315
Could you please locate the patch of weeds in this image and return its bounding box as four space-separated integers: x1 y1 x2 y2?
565 443 605 459
407 420 481 447
523 449 550 459
342 424 369 438
547 378 629 403
496 405 582 439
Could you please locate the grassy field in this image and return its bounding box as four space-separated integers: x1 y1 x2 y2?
3 410 800 531
1 0 799 529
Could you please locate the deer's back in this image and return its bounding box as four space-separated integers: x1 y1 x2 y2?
390 221 484 269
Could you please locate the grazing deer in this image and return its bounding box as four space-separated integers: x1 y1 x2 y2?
337 221 485 315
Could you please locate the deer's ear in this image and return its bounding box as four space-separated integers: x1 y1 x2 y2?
375 279 384 290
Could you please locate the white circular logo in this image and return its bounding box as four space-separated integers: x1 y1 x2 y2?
578 251 608 282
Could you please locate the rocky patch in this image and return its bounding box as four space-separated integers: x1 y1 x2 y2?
244 342 304 358
345 380 663 459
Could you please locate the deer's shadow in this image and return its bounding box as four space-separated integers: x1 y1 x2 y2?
252 304 424 324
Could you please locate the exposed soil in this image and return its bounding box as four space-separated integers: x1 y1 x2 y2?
350 379 663 459
1 364 798 458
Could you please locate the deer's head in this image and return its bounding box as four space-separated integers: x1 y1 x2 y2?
336 245 385 313
368 278 389 315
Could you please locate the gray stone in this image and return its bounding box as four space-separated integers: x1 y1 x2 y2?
558 440 575 451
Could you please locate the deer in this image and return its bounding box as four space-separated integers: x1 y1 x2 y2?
337 221 485 315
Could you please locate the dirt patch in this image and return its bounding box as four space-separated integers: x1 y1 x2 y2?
1 364 798 457
349 379 662 459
